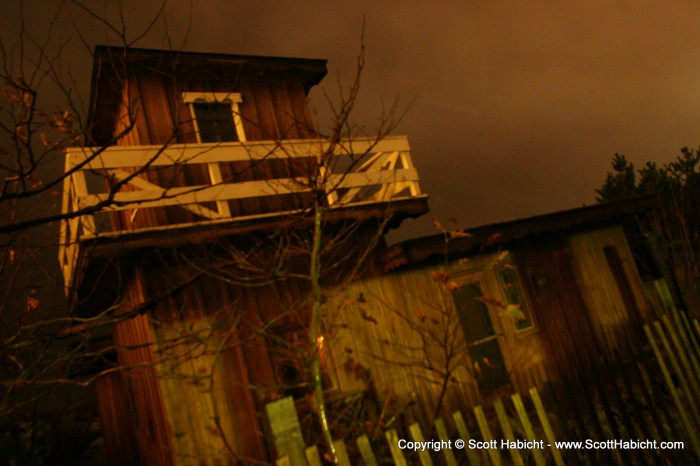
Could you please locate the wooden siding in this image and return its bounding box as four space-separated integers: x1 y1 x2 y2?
568 226 653 355
327 253 549 426
513 238 602 380
96 373 140 466
148 272 267 465
97 257 294 465
105 69 320 231
106 270 175 466
96 241 331 466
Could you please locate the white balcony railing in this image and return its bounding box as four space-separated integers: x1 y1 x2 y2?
58 136 425 290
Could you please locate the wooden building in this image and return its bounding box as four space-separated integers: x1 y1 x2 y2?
59 46 428 465
59 46 663 465
326 196 662 426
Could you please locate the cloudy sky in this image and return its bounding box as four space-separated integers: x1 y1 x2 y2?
5 1 700 241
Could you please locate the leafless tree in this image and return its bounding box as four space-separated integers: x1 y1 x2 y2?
1 3 416 464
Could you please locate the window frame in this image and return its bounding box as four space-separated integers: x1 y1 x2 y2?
182 92 246 143
450 271 512 390
495 265 535 332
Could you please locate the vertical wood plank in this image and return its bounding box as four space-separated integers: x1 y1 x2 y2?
529 388 565 466
305 445 322 466
385 429 408 466
677 311 700 379
663 314 700 409
474 405 501 466
356 434 378 466
654 320 700 424
493 398 523 466
409 422 434 466
265 397 308 466
560 373 614 465
644 324 700 459
434 418 458 466
511 393 546 466
589 363 629 465
614 352 664 465
333 439 351 466
452 410 482 466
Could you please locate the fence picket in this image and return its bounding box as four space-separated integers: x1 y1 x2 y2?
275 457 291 466
654 320 700 426
677 311 700 380
663 314 700 411
452 410 482 466
493 398 523 466
356 434 377 466
474 405 501 466
409 422 434 466
266 397 308 466
267 323 700 466
644 324 700 459
385 428 408 466
305 445 322 466
511 393 546 466
333 439 351 466
529 387 564 466
434 418 458 466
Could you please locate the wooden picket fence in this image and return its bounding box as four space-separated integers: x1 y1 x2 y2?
269 308 700 465
644 307 700 458
268 386 561 466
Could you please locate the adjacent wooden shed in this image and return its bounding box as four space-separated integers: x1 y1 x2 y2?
325 197 660 426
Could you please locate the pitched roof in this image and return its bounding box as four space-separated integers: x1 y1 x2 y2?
381 195 658 271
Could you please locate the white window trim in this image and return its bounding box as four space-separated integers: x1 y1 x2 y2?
182 92 246 142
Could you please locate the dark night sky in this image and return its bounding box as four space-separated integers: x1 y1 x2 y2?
5 1 700 242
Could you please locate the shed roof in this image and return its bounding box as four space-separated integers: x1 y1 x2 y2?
381 195 658 271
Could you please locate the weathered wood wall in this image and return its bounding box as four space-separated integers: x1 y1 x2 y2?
568 226 654 356
326 225 655 426
97 259 280 465
105 65 320 231
327 252 549 427
97 271 175 466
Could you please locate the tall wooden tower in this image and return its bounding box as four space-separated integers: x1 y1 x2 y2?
58 46 428 465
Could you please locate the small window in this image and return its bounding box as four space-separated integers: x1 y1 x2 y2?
497 267 534 330
182 92 246 143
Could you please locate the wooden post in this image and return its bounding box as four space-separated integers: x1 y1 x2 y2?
305 445 322 466
265 397 308 466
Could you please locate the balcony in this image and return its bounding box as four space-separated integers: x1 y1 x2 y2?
58 135 428 291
